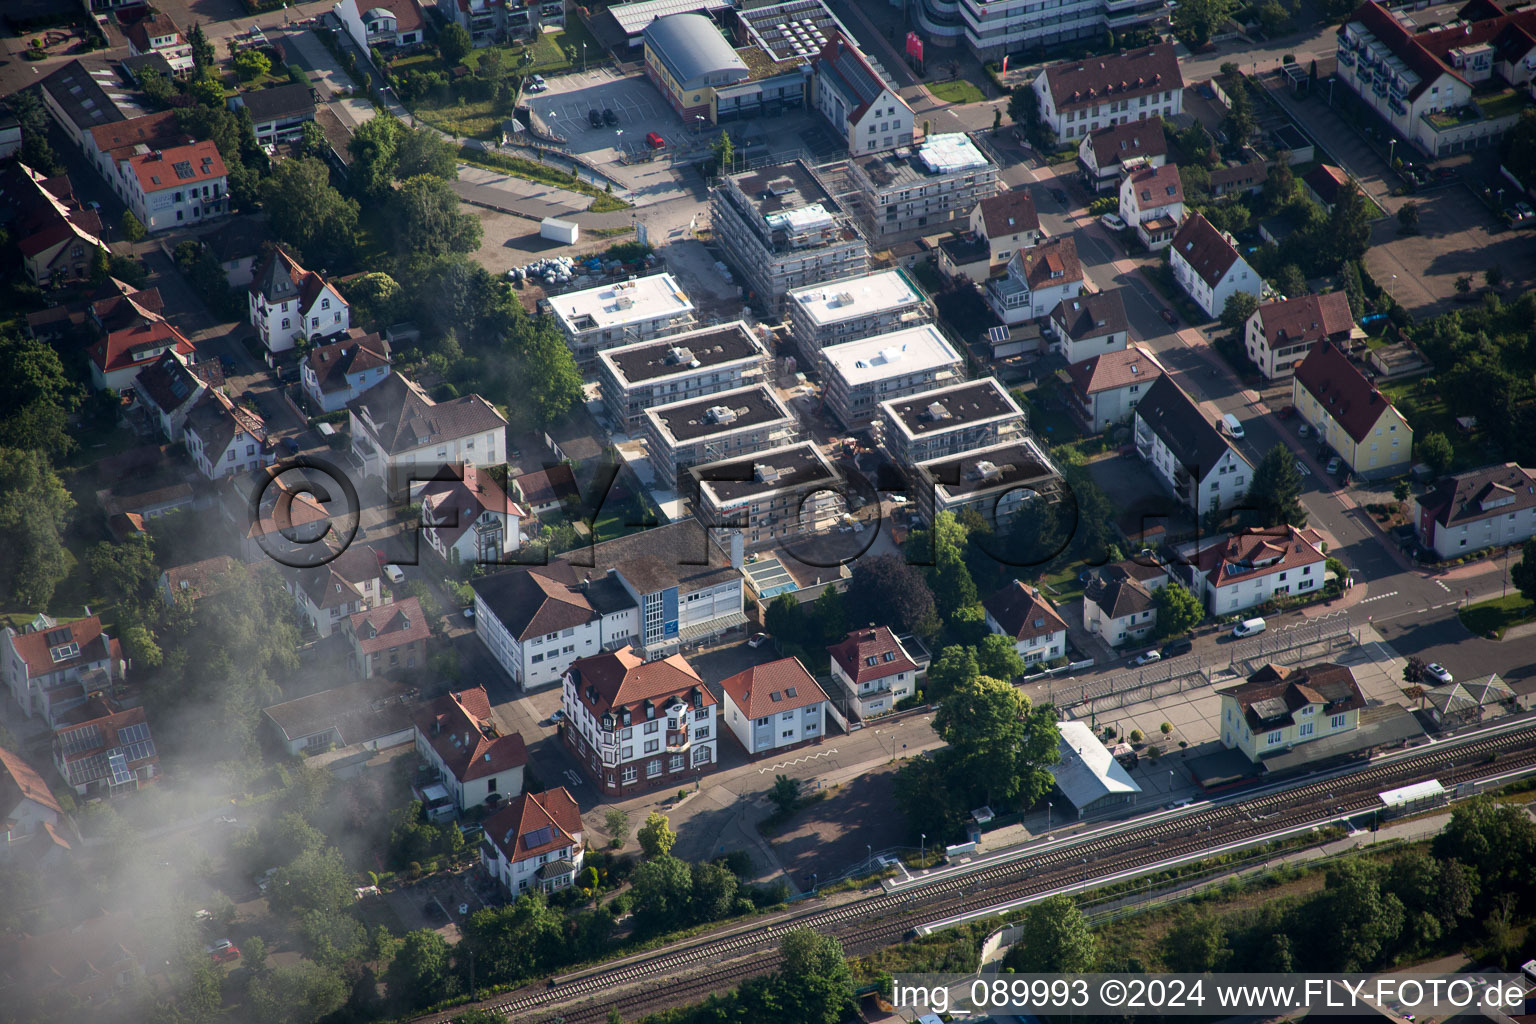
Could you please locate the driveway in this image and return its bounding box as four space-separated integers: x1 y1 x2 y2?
279 27 378 129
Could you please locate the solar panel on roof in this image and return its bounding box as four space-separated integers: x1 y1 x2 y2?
58 723 104 757
522 825 554 848
44 627 73 646
108 752 134 786
986 325 1009 344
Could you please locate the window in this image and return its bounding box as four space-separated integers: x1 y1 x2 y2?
622 727 633 739
621 765 637 783
782 730 794 739
321 298 330 310
692 746 711 765
644 721 659 734
693 708 708 721
669 754 684 770
646 761 662 778
1266 730 1282 745
693 726 708 740
1299 722 1314 737
281 318 291 330
1330 713 1347 728
644 739 659 753
531 653 544 663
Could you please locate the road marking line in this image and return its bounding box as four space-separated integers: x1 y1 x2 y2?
757 749 838 774
1360 590 1399 604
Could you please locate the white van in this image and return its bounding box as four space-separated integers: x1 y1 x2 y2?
1221 414 1245 439
383 564 405 584
1231 617 1266 638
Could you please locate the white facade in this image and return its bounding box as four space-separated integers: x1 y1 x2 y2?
248 252 350 355
987 239 1084 325
827 653 913 719
1169 220 1263 320
722 693 827 756
819 324 964 428
786 268 931 354
480 812 584 896
1082 593 1155 646
937 0 1169 61
1033 48 1182 140
597 321 769 433
122 142 229 234
982 610 1066 664
475 595 605 691
1118 165 1183 250
413 732 523 811
812 37 911 154
1335 9 1474 159
333 0 425 50
185 396 271 481
545 273 696 370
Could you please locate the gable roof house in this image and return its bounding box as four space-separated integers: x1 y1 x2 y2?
1168 212 1263 318
826 626 920 720
1049 288 1130 363
413 685 527 810
0 162 104 289
511 464 580 517
52 699 159 798
0 746 66 856
1033 44 1184 140
248 246 350 354
262 678 420 758
1 618 123 726
987 234 1084 325
132 348 209 441
348 372 508 495
1414 462 1536 559
124 10 193 73
1082 564 1159 647
1078 115 1168 192
344 596 431 678
481 787 585 895
811 33 912 155
228 83 316 146
1218 662 1365 762
1302 164 1353 211
1065 344 1164 432
1133 375 1253 513
288 544 389 638
941 188 1042 283
413 464 527 566
334 0 427 51
1194 524 1329 614
983 581 1068 664
718 656 832 757
302 331 392 413
184 389 272 481
1291 341 1413 479
88 318 195 394
1244 291 1359 379
120 140 230 234
158 555 239 607
1118 162 1184 250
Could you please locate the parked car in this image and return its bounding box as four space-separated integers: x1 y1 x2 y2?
383 564 406 584
1326 455 1342 474
1159 308 1178 326
1277 405 1296 419
1298 423 1313 438
603 108 619 126
1099 212 1127 230
1049 187 1069 203
1231 617 1267 638
282 436 301 455
747 632 769 648
1131 649 1162 666
458 902 470 916
1424 662 1453 684
207 940 240 963
645 131 667 149
1515 201 1534 224
548 709 565 725
588 109 604 128
1161 638 1193 658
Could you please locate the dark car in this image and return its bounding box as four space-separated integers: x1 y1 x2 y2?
1050 188 1069 203
282 437 301 455
1161 638 1193 658
588 109 603 128
1159 308 1178 326
602 108 618 126
219 355 237 373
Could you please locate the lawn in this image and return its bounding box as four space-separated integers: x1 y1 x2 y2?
928 78 986 105
415 95 502 140
457 147 630 209
1457 594 1535 638
1380 380 1488 471
1474 89 1525 121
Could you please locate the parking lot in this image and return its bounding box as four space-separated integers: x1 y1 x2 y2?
528 69 696 164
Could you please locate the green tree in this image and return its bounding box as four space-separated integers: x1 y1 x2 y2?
630 853 693 930
396 126 460 181
1321 859 1404 970
933 675 1059 809
260 157 360 267
189 22 215 71
268 846 354 917
773 929 855 1024
248 961 348 1024
604 808 631 847
1275 264 1307 298
712 130 735 174
1005 895 1097 972
349 115 404 199
1219 290 1259 333
10 89 63 175
137 66 176 108
1486 264 1505 289
391 174 483 258
1162 911 1230 971
384 929 453 1008
86 538 158 611
1263 161 1296 210
1342 259 1367 319
845 554 938 638
0 449 74 610
688 860 740 922
501 309 582 428
1246 445 1307 526
1417 431 1454 475
769 774 801 814
243 935 269 974
1432 796 1536 908
975 632 1026 681
234 49 271 81
1327 180 1373 267
637 811 676 859
1397 201 1420 233
0 331 80 458
119 621 163 668
338 270 401 328
811 584 847 646
1256 0 1289 36
918 511 978 623
121 209 147 242
764 591 803 639
1153 581 1204 639
925 644 979 702
438 22 472 65
1511 538 1536 605
1172 0 1237 49
1221 80 1256 157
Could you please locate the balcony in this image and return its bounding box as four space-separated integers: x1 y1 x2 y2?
665 729 691 752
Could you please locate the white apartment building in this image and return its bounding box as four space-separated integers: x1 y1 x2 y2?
1049 289 1130 364
1414 463 1536 560
1034 44 1183 140
1133 375 1253 514
124 10 193 74
877 376 1027 471
481 787 584 896
121 140 229 234
560 648 719 795
1 617 121 725
1119 162 1184 250
1243 291 1358 380
229 84 316 146
333 0 426 50
983 580 1068 665
786 268 931 356
819 324 963 428
248 247 350 354
719 657 831 756
690 442 843 549
826 626 918 720
1169 213 1263 319
929 0 1169 61
184 391 271 481
939 189 1042 283
643 383 798 487
811 33 912 154
544 273 696 371
413 685 526 810
987 235 1085 325
1192 525 1328 614
1065 344 1164 432
846 133 999 241
347 372 507 495
710 160 869 313
1078 116 1167 192
596 321 769 434
914 438 1062 530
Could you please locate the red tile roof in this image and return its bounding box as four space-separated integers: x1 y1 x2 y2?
417 465 526 547
1170 213 1241 289
1345 1 1469 100
1042 43 1182 114
1219 661 1363 731
514 464 580 508
1418 462 1536 530
1293 341 1401 444
162 555 239 601
52 701 158 789
719 657 827 720
90 320 193 376
1066 344 1163 397
566 648 713 719
5 617 115 680
304 332 390 395
485 787 582 864
1010 235 1082 290
1127 162 1183 210
983 580 1068 644
361 0 424 33
123 10 182 52
0 746 63 818
1302 164 1351 206
87 110 185 161
1085 116 1167 169
415 686 527 783
1255 291 1355 351
827 626 915 685
347 596 430 654
1198 525 1326 590
127 140 226 195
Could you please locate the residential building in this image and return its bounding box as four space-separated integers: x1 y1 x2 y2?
1209 156 1267 197
544 273 696 371
643 383 798 487
1082 563 1158 646
248 246 350 354
1133 375 1253 513
913 438 1063 529
846 133 998 241
938 188 1041 283
827 626 918 720
1218 662 1365 762
301 331 392 413
334 0 426 50
288 545 387 637
229 84 316 146
926 0 1168 60
1049 288 1129 363
0 746 65 855
1244 292 1358 379
119 140 229 233
1033 44 1183 140
123 10 193 74
89 319 195 393
133 348 208 441
710 160 869 313
35 60 124 150
786 268 931 356
689 442 844 548
987 235 1085 324
0 911 147 1013
158 555 239 606
184 390 271 481
983 580 1068 665
202 214 270 289
413 686 527 810
1169 213 1263 319
819 324 963 428
1414 463 1536 559
511 464 579 518
1065 344 1164 432
597 321 768 433
348 372 507 494
344 597 430 677
481 787 585 895
2 617 123 725
1193 525 1329 614
1303 164 1353 211
1118 162 1184 249
51 699 158 798
413 464 526 566
228 465 333 563
79 111 187 192
810 32 911 154
0 163 104 288
877 376 1026 471
1078 116 1167 192
473 521 746 687
1292 341 1413 479
262 678 418 757
560 647 718 794
719 657 830 756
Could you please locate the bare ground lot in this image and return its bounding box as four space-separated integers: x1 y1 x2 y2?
767 764 910 889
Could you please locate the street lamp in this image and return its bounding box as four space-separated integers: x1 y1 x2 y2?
581 41 586 72
1388 138 1397 167
811 872 817 893
867 844 873 873
920 833 926 866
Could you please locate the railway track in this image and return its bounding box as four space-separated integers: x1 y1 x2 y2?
417 723 1536 1024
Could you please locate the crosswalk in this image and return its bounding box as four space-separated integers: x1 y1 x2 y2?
1359 590 1399 604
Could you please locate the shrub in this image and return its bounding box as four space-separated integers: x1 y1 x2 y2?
1160 722 1172 735
1129 728 1144 744
1088 196 1118 216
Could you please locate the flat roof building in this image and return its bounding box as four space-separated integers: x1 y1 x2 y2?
644 383 798 487
689 441 843 548
785 267 931 356
877 376 1026 471
544 273 696 371
819 324 963 428
847 133 999 241
914 437 1061 529
597 321 770 434
710 159 868 314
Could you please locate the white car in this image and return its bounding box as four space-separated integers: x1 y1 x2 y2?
1131 650 1162 666
1295 458 1311 476
1099 212 1127 230
747 632 769 648
383 564 405 584
1424 663 1453 684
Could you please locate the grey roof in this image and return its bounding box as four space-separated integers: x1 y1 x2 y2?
347 373 506 455
814 33 885 120
692 442 839 504
36 60 124 133
1051 289 1129 343
232 83 316 124
263 679 419 745
1051 720 1141 810
1261 704 1425 773
642 13 749 90
1134 376 1241 480
1084 566 1154 619
119 52 176 83
648 384 793 443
